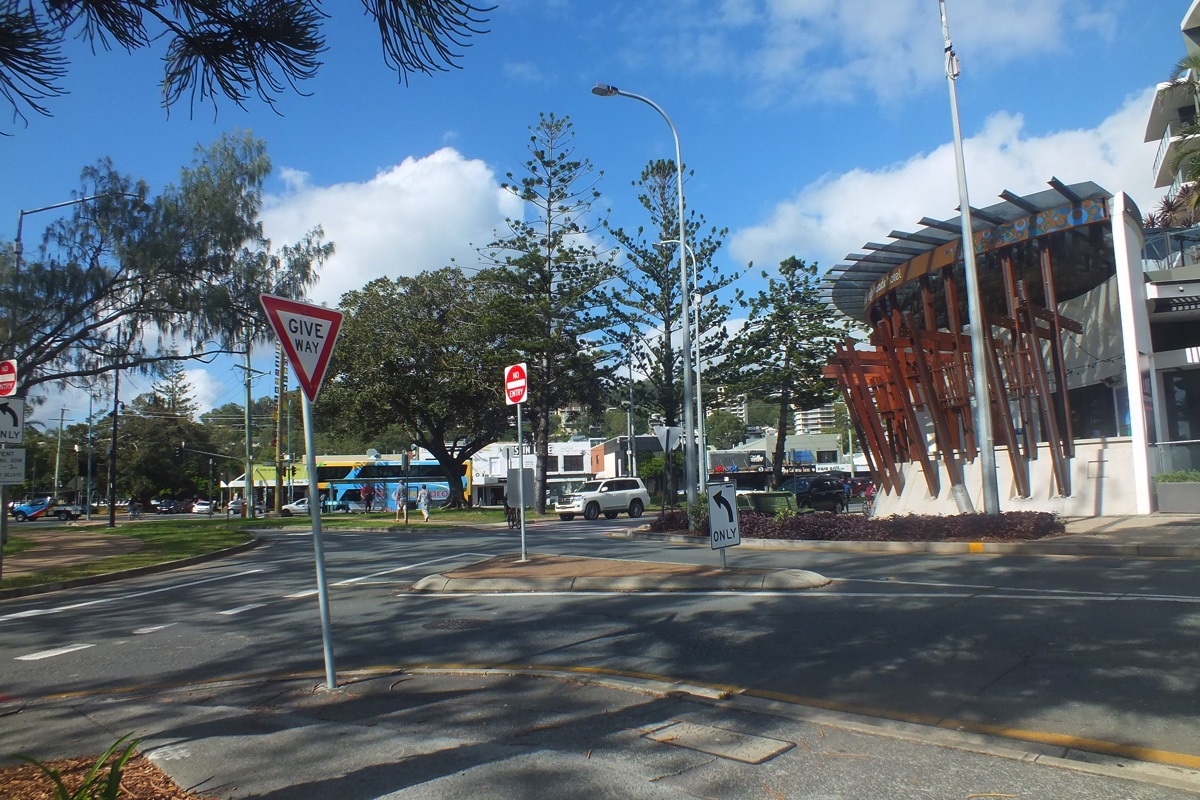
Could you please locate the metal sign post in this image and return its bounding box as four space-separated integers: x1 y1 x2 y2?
505 363 529 562
301 392 336 689
260 294 343 690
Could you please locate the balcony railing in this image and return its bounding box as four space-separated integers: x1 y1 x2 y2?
1154 122 1180 181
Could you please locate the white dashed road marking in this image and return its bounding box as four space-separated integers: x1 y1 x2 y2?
16 643 95 660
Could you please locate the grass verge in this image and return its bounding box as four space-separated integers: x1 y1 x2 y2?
0 521 253 592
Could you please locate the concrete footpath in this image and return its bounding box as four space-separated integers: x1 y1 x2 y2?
4 515 1200 798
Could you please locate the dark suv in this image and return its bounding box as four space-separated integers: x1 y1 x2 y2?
780 474 846 513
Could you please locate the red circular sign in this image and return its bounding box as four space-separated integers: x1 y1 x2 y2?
505 363 527 404
0 360 16 398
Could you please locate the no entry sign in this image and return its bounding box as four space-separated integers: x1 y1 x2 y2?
0 360 16 397
505 363 528 405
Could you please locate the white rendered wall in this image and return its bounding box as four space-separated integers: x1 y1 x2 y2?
875 438 1140 517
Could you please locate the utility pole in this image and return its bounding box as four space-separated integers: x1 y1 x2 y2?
107 368 120 528
243 338 254 518
53 407 65 499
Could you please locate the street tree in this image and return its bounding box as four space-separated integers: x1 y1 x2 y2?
606 159 733 492
1 1 493 126
706 409 746 450
0 131 330 397
478 112 613 513
105 366 214 502
720 256 844 488
319 268 512 507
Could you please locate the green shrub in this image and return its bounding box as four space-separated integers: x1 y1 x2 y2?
1154 470 1200 483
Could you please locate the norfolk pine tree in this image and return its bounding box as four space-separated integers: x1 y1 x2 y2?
606 159 733 494
0 1 493 127
478 113 614 513
721 256 843 488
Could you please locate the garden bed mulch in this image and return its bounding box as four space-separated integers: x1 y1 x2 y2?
649 509 1065 542
0 753 216 800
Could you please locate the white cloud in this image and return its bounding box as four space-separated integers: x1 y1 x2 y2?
651 0 1117 107
261 148 522 307
729 86 1160 273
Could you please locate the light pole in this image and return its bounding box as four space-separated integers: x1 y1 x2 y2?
657 238 707 489
627 334 637 477
939 0 999 514
593 82 698 505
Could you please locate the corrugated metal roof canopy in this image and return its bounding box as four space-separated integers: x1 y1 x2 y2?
820 178 1110 322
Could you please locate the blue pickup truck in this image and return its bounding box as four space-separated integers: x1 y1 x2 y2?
9 497 84 522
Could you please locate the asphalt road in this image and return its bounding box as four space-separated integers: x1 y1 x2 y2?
3 517 1199 775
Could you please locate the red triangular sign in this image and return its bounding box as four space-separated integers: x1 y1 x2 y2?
260 294 344 402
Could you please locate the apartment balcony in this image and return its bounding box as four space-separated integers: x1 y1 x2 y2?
1154 121 1200 188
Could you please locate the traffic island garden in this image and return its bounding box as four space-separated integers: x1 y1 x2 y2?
649 508 1065 542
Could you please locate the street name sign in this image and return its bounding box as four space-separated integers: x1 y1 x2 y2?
0 359 17 397
707 481 741 550
0 448 25 485
260 294 344 402
505 362 528 405
0 396 25 444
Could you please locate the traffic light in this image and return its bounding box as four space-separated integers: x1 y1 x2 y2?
174 445 184 459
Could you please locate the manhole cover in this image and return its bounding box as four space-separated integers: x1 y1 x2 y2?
423 618 490 630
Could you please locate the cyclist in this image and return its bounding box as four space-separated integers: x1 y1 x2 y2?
862 482 877 517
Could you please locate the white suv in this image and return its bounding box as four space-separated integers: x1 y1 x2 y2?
555 478 650 521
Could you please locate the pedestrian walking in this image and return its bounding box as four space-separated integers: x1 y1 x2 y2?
417 484 431 522
394 483 407 523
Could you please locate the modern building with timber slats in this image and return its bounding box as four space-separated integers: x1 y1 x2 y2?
820 178 1191 517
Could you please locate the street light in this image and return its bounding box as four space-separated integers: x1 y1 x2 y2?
593 82 698 506
938 0 999 514
657 238 707 488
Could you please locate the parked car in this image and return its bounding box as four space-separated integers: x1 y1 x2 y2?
280 497 311 517
228 497 266 516
779 474 847 513
555 478 650 521
191 499 214 515
157 498 182 514
10 497 83 522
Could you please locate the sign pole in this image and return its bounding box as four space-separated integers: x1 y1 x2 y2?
259 293 344 691
517 402 527 561
302 392 337 689
504 362 530 562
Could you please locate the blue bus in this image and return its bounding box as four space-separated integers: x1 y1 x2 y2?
313 456 471 511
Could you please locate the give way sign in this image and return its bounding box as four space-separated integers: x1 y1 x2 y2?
505 362 528 405
260 294 344 402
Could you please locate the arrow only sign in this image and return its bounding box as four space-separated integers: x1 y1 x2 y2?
707 481 741 550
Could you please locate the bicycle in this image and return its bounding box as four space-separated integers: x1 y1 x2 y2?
505 502 519 530
128 504 144 520
861 493 875 518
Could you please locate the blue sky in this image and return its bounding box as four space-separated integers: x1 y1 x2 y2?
2 0 1185 430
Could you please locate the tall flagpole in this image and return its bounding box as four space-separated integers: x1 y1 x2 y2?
939 0 999 514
